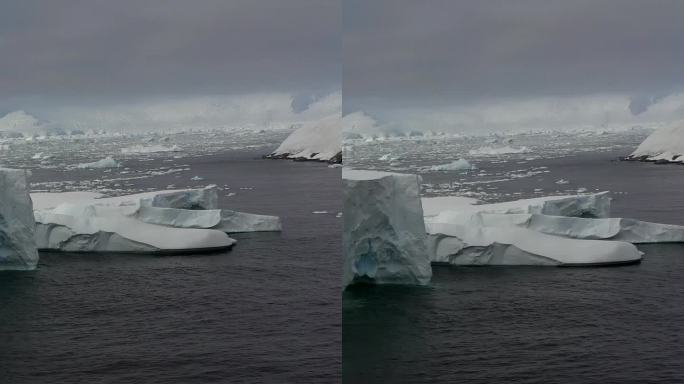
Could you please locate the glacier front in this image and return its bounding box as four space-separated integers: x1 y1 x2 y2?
343 169 432 287
0 168 39 270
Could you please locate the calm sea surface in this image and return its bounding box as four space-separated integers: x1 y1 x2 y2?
344 150 684 383
1 150 341 384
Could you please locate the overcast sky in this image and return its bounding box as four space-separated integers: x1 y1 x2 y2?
0 0 340 115
344 0 684 129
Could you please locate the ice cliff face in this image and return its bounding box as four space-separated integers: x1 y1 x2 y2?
343 169 432 287
0 168 39 270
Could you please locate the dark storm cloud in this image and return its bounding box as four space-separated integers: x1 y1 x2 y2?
343 0 684 111
0 0 340 103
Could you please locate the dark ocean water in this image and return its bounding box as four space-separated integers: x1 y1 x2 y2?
343 150 684 383
0 151 341 384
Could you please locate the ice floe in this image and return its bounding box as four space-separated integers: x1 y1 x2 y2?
429 159 474 171
76 156 121 169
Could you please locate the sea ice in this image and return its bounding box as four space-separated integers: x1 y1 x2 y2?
429 159 474 171
0 168 39 270
343 169 432 287
468 145 530 156
76 156 121 169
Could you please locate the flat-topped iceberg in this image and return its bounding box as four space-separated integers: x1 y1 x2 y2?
626 124 684 163
267 115 342 163
32 186 281 254
343 169 432 287
427 223 642 266
435 212 684 244
422 192 611 219
0 168 39 270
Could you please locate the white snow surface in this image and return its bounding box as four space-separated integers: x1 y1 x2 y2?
271 115 341 161
629 123 684 162
31 186 281 253
343 169 432 287
0 168 39 270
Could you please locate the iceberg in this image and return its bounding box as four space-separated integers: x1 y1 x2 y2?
626 124 684 163
136 206 281 233
427 223 642 266
343 169 432 287
422 192 612 219
32 186 282 253
0 168 39 270
433 212 684 244
267 115 341 163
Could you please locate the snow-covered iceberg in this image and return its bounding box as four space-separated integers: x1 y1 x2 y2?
32 186 281 254
422 192 612 219
0 168 39 270
267 115 341 163
437 213 684 244
343 169 432 287
427 223 642 266
626 124 684 163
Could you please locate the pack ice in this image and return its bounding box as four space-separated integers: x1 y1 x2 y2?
343 169 432 287
0 168 39 270
627 124 684 163
32 186 281 254
268 115 342 163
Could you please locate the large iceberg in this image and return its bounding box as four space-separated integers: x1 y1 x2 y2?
0 168 39 270
423 191 684 266
427 222 642 266
267 115 342 163
626 124 684 163
32 186 281 254
434 212 684 244
422 192 612 219
343 169 432 287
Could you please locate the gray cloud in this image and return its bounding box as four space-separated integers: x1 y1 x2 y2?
344 0 684 113
0 0 340 111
